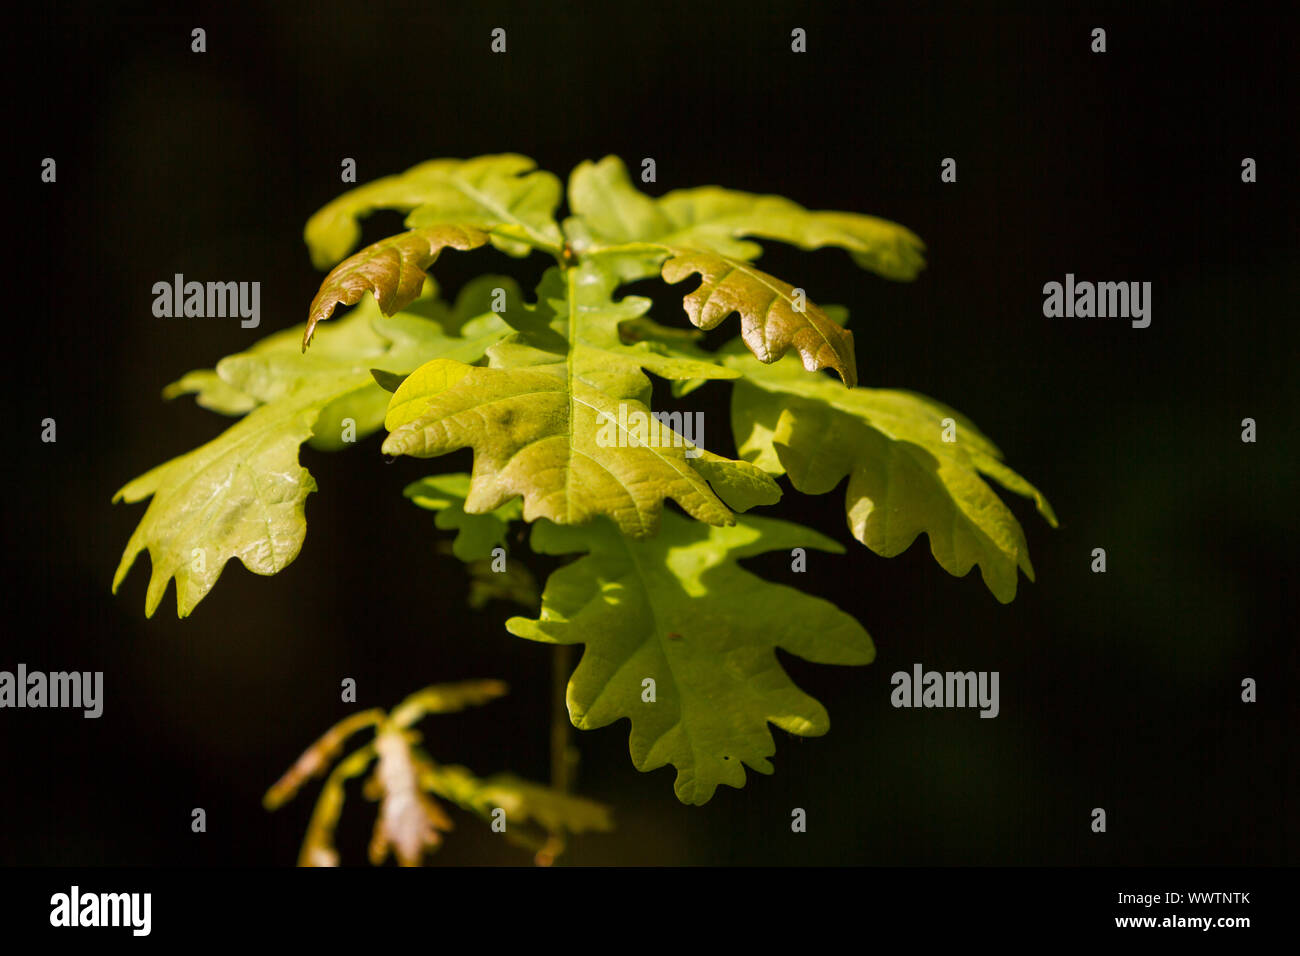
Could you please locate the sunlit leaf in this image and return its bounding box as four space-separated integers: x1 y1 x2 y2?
114 295 510 617
661 249 857 386
305 154 563 268
381 264 775 538
568 155 924 279
565 156 915 384
304 224 489 348
729 350 1057 602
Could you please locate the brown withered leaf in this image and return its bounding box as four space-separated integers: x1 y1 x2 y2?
297 745 375 867
388 679 509 728
367 729 454 867
263 708 385 811
304 224 488 349
267 679 614 866
661 250 857 387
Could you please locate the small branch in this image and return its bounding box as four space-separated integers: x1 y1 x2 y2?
584 240 673 257
545 644 578 865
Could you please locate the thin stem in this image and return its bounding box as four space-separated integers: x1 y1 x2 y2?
550 644 576 793
542 643 577 866
584 240 674 257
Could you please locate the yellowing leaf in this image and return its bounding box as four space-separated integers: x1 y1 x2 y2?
729 351 1057 602
114 297 511 617
654 187 925 280
565 157 914 385
381 265 775 538
568 156 925 280
662 249 858 386
304 224 488 348
113 374 333 618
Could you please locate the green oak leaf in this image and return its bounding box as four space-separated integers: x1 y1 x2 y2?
165 281 516 448
159 304 403 416
406 472 539 608
615 317 717 399
506 511 874 805
568 155 924 280
564 157 915 386
114 296 512 618
162 368 257 415
404 472 521 562
381 263 779 538
728 350 1058 603
460 550 541 610
304 154 564 269
615 308 840 398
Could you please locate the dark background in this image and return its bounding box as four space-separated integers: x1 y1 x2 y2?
2 2 1294 866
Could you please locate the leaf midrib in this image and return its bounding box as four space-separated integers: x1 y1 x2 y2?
447 172 558 250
